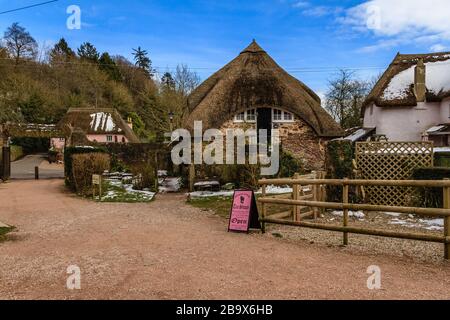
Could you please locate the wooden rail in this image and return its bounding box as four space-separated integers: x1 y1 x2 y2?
258 177 450 259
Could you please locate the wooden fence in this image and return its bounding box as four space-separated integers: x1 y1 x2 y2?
258 178 450 259
355 141 433 206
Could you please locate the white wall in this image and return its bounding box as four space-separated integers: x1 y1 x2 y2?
363 102 441 141
440 97 450 123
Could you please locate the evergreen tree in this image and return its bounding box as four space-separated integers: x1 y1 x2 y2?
132 46 154 77
77 42 99 62
49 38 75 63
161 72 175 90
99 52 122 81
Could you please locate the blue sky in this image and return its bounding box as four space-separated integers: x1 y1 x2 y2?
1 0 449 96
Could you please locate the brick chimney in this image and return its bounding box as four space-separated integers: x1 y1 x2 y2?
127 117 133 130
414 58 426 102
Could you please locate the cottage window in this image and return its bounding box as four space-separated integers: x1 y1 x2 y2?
106 135 113 142
283 111 293 121
234 112 245 122
273 109 282 121
246 109 256 121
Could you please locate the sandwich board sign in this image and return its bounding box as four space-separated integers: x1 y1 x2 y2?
228 190 261 233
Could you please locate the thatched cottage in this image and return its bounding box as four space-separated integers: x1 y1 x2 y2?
184 40 343 170
363 52 450 145
51 107 139 149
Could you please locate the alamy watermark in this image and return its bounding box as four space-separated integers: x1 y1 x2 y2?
366 5 381 30
366 265 381 290
66 5 81 30
66 265 81 290
167 121 280 176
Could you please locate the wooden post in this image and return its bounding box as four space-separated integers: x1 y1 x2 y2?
343 178 349 246
261 182 267 234
444 180 450 259
99 175 102 200
292 173 299 221
35 166 39 180
311 171 318 219
189 164 195 192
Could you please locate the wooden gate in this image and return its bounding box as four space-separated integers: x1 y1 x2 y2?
1 146 11 181
355 142 433 206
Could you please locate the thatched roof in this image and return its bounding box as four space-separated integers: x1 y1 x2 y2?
184 41 343 137
364 52 450 108
58 108 140 143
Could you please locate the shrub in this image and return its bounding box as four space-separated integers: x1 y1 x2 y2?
129 162 157 191
325 140 355 202
64 146 107 189
277 150 304 178
411 167 450 208
71 153 110 196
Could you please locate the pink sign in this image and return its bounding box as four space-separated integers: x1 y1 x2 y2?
228 190 259 232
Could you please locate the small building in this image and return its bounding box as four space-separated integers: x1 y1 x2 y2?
363 52 450 143
184 40 343 170
52 107 139 149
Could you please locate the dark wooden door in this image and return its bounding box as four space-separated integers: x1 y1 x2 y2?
257 108 272 143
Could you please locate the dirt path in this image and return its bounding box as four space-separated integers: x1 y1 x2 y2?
0 180 450 300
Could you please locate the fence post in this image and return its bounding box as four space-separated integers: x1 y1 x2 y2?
261 182 267 234
343 178 349 246
189 164 195 192
444 180 450 259
292 173 299 221
311 171 317 219
35 166 39 180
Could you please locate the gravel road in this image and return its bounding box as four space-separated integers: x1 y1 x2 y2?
0 180 450 299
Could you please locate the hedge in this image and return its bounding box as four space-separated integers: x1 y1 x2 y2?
411 167 450 208
325 140 355 202
64 146 107 190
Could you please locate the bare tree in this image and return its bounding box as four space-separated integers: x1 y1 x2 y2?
3 23 37 64
174 64 200 96
325 69 370 129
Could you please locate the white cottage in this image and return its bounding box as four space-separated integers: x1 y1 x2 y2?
363 52 450 146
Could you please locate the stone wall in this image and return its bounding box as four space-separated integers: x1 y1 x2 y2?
219 118 328 170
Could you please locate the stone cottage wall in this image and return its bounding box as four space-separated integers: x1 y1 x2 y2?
218 117 327 171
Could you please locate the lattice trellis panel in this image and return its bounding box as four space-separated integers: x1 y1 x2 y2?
355 142 433 206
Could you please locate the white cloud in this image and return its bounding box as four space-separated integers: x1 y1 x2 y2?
302 6 343 17
430 44 448 52
291 1 342 17
342 0 450 51
292 1 309 8
344 0 450 36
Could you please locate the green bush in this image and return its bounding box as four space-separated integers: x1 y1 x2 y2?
325 140 355 202
277 150 304 178
129 162 157 191
411 167 450 208
71 152 110 196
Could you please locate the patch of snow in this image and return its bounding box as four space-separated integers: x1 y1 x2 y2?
382 66 415 100
90 112 116 132
331 210 365 219
159 177 182 193
426 60 450 94
383 212 402 217
434 147 450 153
382 59 450 100
157 170 168 177
194 181 220 187
389 217 444 231
258 185 293 194
188 190 235 198
427 125 446 133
